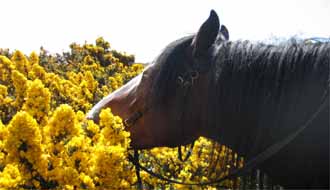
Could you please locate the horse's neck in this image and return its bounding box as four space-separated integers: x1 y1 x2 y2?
207 42 329 158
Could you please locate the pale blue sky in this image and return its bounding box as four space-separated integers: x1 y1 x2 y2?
1 0 329 62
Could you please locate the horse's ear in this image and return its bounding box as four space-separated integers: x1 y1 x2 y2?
192 10 220 58
220 25 229 40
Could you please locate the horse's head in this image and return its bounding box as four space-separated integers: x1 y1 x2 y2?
87 10 227 149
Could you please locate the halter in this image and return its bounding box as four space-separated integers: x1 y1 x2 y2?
124 64 329 188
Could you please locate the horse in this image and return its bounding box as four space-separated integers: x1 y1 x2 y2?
87 10 329 188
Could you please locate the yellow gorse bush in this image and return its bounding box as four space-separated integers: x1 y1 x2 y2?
0 38 242 189
22 79 51 125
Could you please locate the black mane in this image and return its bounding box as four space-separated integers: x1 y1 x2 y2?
210 40 329 188
209 40 329 154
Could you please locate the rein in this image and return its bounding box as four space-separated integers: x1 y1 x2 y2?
178 141 195 162
124 66 329 188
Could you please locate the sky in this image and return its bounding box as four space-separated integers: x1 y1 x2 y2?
0 0 329 63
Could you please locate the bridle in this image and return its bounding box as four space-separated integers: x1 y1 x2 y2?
123 58 329 189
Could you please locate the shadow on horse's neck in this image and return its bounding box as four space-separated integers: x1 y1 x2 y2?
203 41 329 159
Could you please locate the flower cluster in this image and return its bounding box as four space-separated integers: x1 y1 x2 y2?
1 106 135 189
22 79 51 125
0 37 242 189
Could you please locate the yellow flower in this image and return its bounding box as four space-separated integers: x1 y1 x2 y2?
48 166 80 186
0 164 22 188
96 37 110 49
4 111 48 178
29 51 39 66
98 108 130 147
0 119 8 140
108 76 119 90
0 55 15 82
22 79 51 125
79 173 95 189
28 63 46 81
11 70 29 108
90 144 133 188
83 55 95 65
0 85 8 103
11 50 31 76
84 71 98 93
0 119 8 166
86 120 100 141
45 104 80 141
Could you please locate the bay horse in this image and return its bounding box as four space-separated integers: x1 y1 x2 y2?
87 10 329 188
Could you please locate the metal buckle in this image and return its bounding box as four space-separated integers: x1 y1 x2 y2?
124 111 143 128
